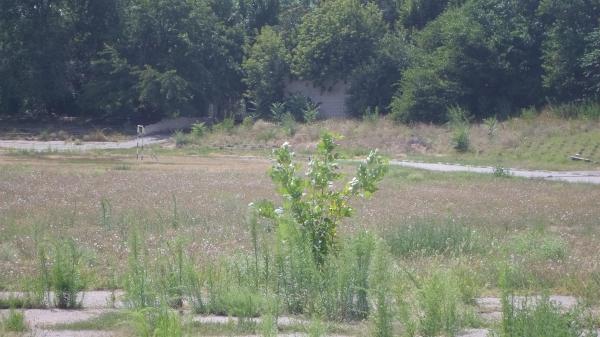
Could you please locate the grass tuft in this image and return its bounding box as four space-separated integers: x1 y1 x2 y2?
387 221 481 257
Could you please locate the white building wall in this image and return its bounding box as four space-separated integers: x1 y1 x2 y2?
285 80 349 118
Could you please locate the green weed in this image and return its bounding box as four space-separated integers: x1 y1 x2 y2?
124 229 156 308
418 271 463 336
45 239 86 309
387 220 480 256
132 307 184 337
369 241 394 337
1 307 27 332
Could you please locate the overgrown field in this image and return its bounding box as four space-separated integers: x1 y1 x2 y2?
171 113 600 171
1 139 600 336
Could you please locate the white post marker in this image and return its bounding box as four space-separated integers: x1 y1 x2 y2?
136 125 145 160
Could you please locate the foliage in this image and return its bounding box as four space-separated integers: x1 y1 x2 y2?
582 28 600 97
213 117 235 134
1 0 600 123
302 101 319 124
255 133 388 265
539 0 600 102
243 26 289 119
483 116 498 140
191 122 208 138
291 0 386 84
270 102 287 122
447 106 471 152
347 30 412 116
399 0 456 29
452 126 470 152
493 166 511 178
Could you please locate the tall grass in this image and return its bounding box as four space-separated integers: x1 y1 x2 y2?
1 307 28 332
124 229 156 308
399 268 479 337
100 198 112 230
418 272 462 337
368 242 394 337
498 267 597 337
50 239 86 309
550 101 600 120
132 307 184 337
387 221 480 256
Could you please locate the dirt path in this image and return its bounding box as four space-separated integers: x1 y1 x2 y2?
0 136 168 151
390 160 600 184
1 136 599 184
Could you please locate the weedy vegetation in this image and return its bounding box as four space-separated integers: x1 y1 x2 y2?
1 131 600 336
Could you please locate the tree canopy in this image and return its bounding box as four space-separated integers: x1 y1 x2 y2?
0 0 599 123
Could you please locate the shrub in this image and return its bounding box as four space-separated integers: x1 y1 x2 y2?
493 166 511 178
190 122 207 138
447 106 471 152
452 126 470 152
173 131 189 148
242 26 289 119
213 117 235 133
270 102 287 122
284 94 312 122
280 112 297 137
254 133 388 266
303 101 319 124
483 116 498 140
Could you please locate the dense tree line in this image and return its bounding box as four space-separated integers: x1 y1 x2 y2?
0 0 599 123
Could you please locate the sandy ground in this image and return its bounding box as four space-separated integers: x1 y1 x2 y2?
0 137 168 151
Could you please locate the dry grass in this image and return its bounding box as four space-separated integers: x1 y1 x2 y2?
186 114 600 170
1 152 600 298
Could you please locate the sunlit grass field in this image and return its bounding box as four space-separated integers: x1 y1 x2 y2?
1 142 600 336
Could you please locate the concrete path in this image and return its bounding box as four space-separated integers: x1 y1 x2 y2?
1 136 599 184
390 160 600 184
0 291 594 337
0 137 168 151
